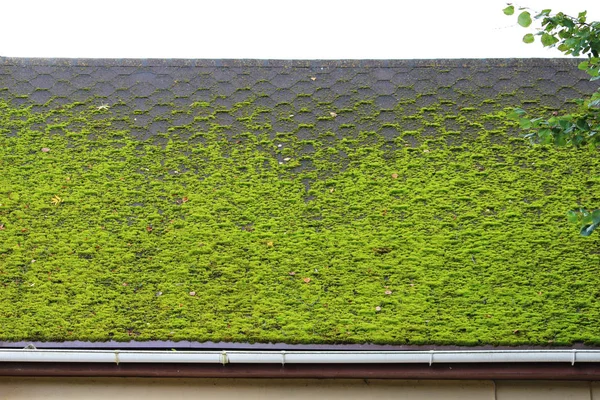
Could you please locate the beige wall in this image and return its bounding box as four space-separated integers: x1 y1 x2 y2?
0 378 597 399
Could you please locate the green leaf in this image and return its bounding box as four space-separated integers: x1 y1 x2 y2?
592 210 600 224
562 18 575 29
580 221 599 236
558 120 572 130
507 108 526 119
538 128 552 144
519 118 532 129
565 38 579 48
567 210 580 223
582 210 593 226
574 118 586 129
523 33 535 44
503 5 515 15
578 61 590 70
535 9 551 19
541 33 559 46
588 99 600 108
518 11 533 27
576 119 590 131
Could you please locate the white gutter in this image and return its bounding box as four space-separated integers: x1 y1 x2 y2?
0 349 599 366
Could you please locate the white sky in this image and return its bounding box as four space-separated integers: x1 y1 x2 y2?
1 0 598 59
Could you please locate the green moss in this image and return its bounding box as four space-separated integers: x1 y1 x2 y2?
0 93 599 347
190 101 211 108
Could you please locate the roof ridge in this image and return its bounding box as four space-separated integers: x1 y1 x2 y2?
0 57 588 68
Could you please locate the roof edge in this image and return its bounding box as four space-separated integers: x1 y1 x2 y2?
0 57 587 68
2 340 597 351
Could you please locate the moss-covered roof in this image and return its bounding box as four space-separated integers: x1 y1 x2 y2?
0 58 599 346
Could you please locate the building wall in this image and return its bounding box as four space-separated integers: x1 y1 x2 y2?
0 378 598 399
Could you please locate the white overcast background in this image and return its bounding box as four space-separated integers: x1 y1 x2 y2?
1 0 598 59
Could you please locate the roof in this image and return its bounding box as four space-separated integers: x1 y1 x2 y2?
0 58 599 347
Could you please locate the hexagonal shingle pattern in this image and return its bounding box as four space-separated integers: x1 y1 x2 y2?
0 58 597 139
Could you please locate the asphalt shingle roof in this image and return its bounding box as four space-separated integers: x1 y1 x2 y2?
0 58 599 345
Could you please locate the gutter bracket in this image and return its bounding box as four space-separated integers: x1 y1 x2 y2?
281 350 286 366
572 349 577 366
221 350 228 366
114 350 119 365
429 350 434 366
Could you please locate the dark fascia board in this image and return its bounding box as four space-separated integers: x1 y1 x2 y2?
0 56 589 68
1 362 600 380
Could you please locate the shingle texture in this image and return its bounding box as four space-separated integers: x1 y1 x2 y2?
0 58 599 346
0 59 596 134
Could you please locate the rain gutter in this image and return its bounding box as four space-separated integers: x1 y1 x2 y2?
1 349 600 380
1 349 600 364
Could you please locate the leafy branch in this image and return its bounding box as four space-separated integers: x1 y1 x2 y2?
504 4 600 235
503 4 600 79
